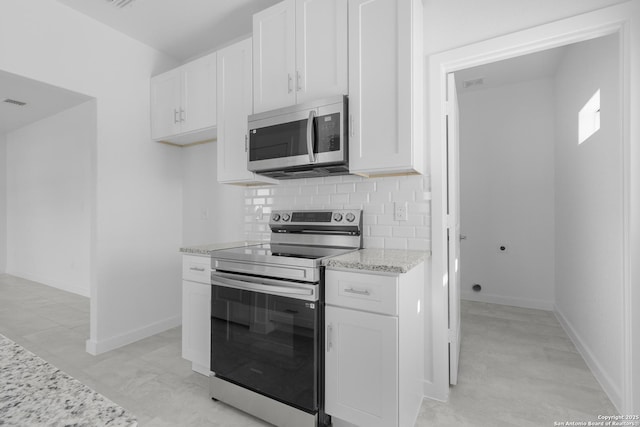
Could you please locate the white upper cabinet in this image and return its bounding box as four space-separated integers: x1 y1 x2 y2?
295 0 348 104
348 0 424 176
151 52 217 145
253 0 347 114
217 38 276 185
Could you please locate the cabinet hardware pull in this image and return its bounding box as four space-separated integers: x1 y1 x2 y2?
174 109 179 124
189 267 206 272
296 71 302 91
180 108 185 122
327 324 333 351
344 287 370 296
288 74 293 93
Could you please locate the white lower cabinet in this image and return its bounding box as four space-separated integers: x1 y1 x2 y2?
325 265 424 427
181 255 211 375
325 305 398 427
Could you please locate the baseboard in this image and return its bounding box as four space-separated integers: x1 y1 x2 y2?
6 270 89 298
461 291 554 311
85 315 181 355
554 306 622 412
423 379 448 402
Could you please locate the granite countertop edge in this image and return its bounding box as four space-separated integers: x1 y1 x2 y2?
179 240 265 256
323 248 431 274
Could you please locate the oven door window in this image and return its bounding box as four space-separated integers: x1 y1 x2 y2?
210 284 318 413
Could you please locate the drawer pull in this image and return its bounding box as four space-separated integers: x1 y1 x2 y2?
344 287 370 296
189 267 206 272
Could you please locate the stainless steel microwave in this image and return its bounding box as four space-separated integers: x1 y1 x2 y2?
247 95 348 179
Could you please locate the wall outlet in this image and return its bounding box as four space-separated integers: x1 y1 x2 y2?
394 201 408 221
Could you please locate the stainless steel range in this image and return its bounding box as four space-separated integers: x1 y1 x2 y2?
209 209 363 427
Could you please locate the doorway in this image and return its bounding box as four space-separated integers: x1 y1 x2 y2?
454 32 623 409
427 3 637 414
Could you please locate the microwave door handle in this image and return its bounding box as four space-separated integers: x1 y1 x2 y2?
306 110 317 163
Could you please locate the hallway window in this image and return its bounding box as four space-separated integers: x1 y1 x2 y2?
578 89 600 144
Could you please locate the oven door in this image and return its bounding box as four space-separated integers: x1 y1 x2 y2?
247 96 346 173
210 271 319 413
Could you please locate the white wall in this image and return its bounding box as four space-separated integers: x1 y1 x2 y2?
0 0 182 354
0 133 6 274
423 0 629 56
6 102 95 296
458 78 556 310
554 33 623 409
182 142 245 246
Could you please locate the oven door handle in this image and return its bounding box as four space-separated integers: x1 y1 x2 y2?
211 272 314 297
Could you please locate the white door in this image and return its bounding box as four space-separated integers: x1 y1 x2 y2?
181 52 217 133
150 69 181 140
217 39 255 183
253 0 296 113
325 305 398 427
447 72 461 385
295 0 348 104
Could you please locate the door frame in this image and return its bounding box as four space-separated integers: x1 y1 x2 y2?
427 2 639 413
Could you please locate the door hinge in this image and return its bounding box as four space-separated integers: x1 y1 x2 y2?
245 134 248 152
448 328 456 343
445 100 453 116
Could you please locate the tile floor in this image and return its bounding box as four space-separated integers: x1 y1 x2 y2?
0 274 616 426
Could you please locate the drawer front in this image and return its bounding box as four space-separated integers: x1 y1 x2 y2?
182 255 211 283
325 269 398 315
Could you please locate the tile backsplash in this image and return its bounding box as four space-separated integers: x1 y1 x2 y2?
244 174 431 250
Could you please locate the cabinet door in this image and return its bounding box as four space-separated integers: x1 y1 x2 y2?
348 0 423 176
325 305 398 427
182 280 211 373
182 52 217 134
253 0 296 113
295 0 348 104
150 69 181 140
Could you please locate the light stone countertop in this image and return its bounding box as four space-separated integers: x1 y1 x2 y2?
323 248 430 274
179 240 265 256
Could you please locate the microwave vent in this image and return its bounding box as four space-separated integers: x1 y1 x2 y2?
3 98 27 107
105 0 136 8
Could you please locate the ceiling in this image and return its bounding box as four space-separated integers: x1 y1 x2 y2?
455 45 567 93
56 0 282 62
0 70 92 135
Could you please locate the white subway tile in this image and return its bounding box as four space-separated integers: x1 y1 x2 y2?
409 201 430 214
384 238 408 250
349 192 369 203
364 204 384 215
296 195 314 205
324 175 343 184
415 227 430 238
363 214 377 226
337 183 356 193
408 239 430 251
314 195 331 205
256 188 271 196
363 237 385 249
341 174 363 183
377 214 398 225
317 184 337 195
371 225 392 237
330 194 349 204
390 190 416 202
375 179 400 192
392 226 415 238
253 198 265 205
356 181 376 193
369 190 391 204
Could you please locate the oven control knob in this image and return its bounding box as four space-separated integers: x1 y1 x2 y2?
272 214 281 222
333 213 343 222
282 213 291 222
345 212 356 222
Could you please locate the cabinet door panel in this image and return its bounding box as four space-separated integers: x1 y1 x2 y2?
253 0 296 113
182 280 211 370
182 52 217 134
151 69 181 140
325 305 398 427
348 0 423 176
217 39 255 183
295 0 348 104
